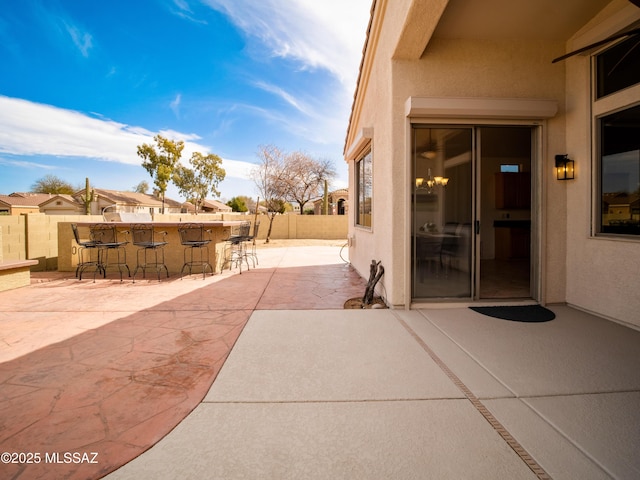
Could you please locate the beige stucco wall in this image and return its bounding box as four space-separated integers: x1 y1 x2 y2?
347 0 640 325
347 0 408 306
563 6 640 327
347 3 569 307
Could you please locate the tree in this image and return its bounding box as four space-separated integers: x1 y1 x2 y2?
227 196 248 212
133 181 149 194
137 135 184 213
250 145 288 242
31 174 76 194
172 152 226 214
281 151 336 213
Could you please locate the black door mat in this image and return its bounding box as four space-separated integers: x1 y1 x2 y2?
469 305 555 322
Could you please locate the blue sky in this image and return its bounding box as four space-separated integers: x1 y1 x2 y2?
0 0 370 201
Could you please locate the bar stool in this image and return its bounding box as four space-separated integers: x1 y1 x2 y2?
223 221 251 274
71 223 101 281
91 223 130 282
131 223 169 282
178 223 213 279
244 220 260 268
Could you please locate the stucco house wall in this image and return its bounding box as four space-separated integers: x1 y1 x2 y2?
564 2 640 326
345 0 640 327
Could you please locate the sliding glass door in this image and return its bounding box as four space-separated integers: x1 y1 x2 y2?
411 125 534 300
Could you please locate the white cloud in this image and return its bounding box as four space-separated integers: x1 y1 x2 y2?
201 0 370 90
200 0 370 149
253 81 311 116
0 157 59 170
170 94 182 118
0 95 254 180
64 22 93 57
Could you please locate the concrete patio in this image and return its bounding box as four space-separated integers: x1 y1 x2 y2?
1 243 639 479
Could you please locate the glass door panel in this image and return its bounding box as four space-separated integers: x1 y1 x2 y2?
477 127 532 299
412 127 473 298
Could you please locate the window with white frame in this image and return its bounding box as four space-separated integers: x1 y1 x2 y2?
356 148 372 228
595 35 640 236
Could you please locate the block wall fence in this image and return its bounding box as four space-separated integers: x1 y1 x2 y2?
0 213 348 271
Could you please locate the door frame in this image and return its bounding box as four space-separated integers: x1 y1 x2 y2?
407 119 545 306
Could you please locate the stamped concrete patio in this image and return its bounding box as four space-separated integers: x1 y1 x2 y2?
1 242 639 479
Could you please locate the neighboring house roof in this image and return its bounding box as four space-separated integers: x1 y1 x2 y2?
7 192 77 205
0 194 42 208
201 199 232 212
88 189 183 208
39 195 82 208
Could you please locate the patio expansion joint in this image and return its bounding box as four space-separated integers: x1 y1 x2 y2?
392 311 552 480
202 397 467 405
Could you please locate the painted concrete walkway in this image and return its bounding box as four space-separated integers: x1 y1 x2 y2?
1 244 639 479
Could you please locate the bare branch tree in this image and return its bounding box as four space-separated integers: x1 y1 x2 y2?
250 145 288 242
281 151 336 213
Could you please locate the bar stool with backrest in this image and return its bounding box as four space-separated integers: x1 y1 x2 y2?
71 223 101 281
90 223 130 282
223 221 251 274
131 223 169 282
178 223 213 279
244 220 260 268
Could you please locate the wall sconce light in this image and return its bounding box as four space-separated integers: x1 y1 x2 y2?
555 154 575 180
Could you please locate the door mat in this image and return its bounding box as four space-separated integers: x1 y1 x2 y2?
469 305 555 322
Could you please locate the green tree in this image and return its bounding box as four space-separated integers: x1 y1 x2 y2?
227 196 248 212
137 135 184 213
172 152 226 214
30 174 76 194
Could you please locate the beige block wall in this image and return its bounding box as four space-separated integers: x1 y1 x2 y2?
0 267 31 292
0 216 27 262
0 213 345 273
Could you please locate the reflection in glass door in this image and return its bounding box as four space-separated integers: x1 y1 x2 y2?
411 126 534 300
412 127 473 298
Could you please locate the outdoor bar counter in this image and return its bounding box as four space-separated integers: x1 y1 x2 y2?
58 220 244 276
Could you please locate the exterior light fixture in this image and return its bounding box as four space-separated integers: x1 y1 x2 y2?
555 154 575 180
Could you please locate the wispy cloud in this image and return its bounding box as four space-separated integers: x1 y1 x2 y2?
201 0 369 90
64 21 92 57
201 0 370 148
170 0 208 24
0 95 253 180
252 81 311 116
0 157 59 170
170 94 182 118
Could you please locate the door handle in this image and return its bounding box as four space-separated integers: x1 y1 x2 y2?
475 221 480 234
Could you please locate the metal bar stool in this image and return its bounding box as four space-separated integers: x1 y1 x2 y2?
131 223 169 282
178 223 213 279
90 223 130 282
71 223 101 281
244 220 260 268
223 221 251 274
